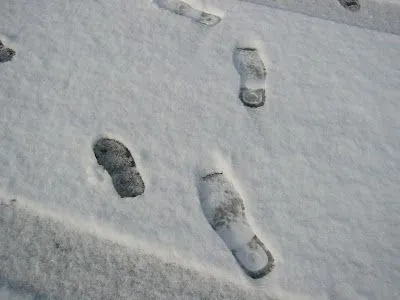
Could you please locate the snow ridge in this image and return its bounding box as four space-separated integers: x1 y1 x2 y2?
0 199 274 300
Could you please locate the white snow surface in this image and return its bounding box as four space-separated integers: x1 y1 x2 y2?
239 0 400 35
1 0 400 299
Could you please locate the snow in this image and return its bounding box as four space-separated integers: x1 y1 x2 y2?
240 0 400 35
0 199 272 299
1 0 400 299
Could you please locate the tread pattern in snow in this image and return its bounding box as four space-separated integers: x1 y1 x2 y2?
93 137 145 198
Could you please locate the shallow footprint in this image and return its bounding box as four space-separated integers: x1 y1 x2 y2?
0 40 16 63
93 137 145 198
233 47 266 108
337 0 361 11
154 0 221 26
198 172 274 279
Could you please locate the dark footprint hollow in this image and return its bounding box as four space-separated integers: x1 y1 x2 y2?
93 138 145 198
338 0 360 11
0 40 16 63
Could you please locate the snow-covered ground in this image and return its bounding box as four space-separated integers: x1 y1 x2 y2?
240 0 400 35
1 0 399 299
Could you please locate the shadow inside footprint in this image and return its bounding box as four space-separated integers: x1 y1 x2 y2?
93 138 145 198
197 171 274 279
0 40 16 63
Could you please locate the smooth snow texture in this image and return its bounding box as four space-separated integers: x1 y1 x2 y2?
0 0 400 299
240 0 400 35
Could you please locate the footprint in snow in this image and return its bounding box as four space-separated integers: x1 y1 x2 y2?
0 40 16 63
93 137 145 198
154 0 221 26
233 47 267 108
0 198 17 207
198 171 274 279
338 0 361 11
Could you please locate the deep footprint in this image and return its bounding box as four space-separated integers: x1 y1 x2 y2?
0 40 16 63
233 47 267 108
198 172 274 279
93 138 145 198
154 0 221 26
338 0 361 11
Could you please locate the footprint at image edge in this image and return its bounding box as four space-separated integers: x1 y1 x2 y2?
0 40 16 63
338 0 361 11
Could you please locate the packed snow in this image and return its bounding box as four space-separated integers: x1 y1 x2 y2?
1 0 399 299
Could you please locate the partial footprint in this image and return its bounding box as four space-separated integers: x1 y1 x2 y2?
0 198 17 207
0 40 16 63
198 172 274 279
233 47 266 108
337 0 361 11
154 0 221 26
93 137 145 198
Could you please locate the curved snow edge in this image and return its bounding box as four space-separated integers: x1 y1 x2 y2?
0 201 274 300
